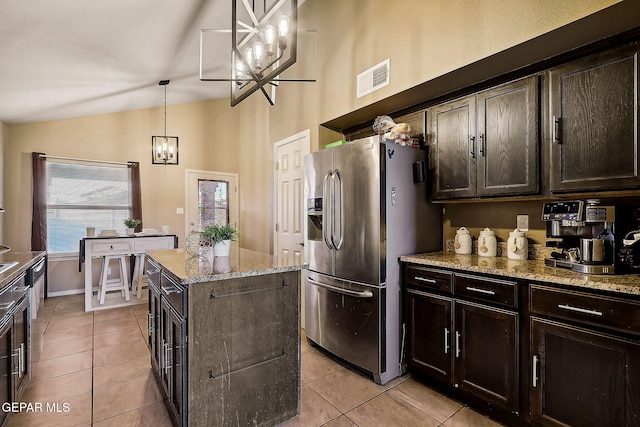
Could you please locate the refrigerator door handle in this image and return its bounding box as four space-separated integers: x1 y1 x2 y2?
332 169 344 250
322 171 333 249
307 277 374 298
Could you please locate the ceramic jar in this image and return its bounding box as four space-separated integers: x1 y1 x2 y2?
478 228 497 257
454 227 472 255
507 228 528 260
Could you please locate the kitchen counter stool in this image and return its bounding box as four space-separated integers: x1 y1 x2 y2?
98 255 130 304
131 253 147 299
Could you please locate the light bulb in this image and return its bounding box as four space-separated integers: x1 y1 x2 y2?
235 57 245 75
278 15 290 51
264 24 276 56
253 41 265 69
245 47 254 70
277 15 290 37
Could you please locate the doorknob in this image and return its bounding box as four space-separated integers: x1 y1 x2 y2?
298 241 304 246
190 222 195 226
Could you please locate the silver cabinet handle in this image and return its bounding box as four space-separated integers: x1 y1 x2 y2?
307 277 374 298
455 331 461 358
553 115 562 143
147 312 153 335
558 304 603 316
532 355 539 388
163 343 170 374
161 286 178 296
415 276 437 284
444 328 450 354
469 136 476 158
466 286 496 296
0 301 15 311
19 343 25 376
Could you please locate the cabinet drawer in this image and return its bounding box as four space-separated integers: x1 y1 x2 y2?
454 273 517 308
160 271 186 318
405 265 452 293
91 241 132 254
133 237 175 251
530 284 640 336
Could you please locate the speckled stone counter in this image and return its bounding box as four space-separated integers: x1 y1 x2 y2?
0 251 46 289
401 252 640 296
146 246 305 285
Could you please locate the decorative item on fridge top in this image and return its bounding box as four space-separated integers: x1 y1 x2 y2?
454 227 473 254
372 115 420 148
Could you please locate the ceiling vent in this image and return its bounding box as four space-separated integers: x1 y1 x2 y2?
357 58 390 98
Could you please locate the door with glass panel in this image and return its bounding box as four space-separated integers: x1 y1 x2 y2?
185 170 239 235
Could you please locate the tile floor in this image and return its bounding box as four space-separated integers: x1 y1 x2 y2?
10 294 505 427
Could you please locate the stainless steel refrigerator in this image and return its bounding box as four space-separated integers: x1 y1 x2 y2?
304 136 442 385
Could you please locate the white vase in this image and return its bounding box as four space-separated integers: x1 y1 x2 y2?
126 228 134 235
213 239 231 257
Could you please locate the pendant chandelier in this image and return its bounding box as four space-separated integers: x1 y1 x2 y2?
199 0 316 106
151 80 179 165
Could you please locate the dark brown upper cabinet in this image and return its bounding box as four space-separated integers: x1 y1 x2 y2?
429 75 539 200
548 42 640 193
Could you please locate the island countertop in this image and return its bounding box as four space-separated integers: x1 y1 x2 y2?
146 246 306 285
401 251 640 297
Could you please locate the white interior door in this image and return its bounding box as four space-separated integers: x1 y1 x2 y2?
274 130 310 327
185 170 239 236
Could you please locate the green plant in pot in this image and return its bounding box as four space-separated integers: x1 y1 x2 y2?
202 223 238 256
124 218 141 235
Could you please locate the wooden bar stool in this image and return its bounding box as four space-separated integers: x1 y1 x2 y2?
131 253 147 299
98 255 130 304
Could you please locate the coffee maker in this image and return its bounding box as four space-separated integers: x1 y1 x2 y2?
542 200 616 274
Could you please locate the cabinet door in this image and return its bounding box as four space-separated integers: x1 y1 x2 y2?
530 317 640 427
161 298 186 427
0 320 12 427
430 95 477 199
405 289 453 383
148 282 161 374
549 43 640 192
12 297 29 399
454 301 518 412
477 76 539 196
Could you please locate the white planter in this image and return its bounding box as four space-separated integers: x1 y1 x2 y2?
213 240 231 257
126 227 135 235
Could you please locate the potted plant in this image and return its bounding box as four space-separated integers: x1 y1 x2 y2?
203 223 238 257
124 218 141 235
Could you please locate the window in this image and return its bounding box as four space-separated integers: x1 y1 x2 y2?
198 179 229 229
46 161 134 254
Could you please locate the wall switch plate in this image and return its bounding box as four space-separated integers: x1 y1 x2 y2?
176 207 184 215
517 214 529 232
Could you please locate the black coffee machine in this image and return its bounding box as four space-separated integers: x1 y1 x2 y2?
618 207 640 272
542 200 617 274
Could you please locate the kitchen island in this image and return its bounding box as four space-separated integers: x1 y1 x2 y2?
145 246 304 427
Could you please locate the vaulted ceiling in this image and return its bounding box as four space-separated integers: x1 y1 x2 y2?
0 0 238 125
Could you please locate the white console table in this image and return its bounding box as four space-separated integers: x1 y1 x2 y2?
80 235 177 311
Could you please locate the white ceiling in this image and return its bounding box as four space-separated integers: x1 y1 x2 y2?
0 0 238 126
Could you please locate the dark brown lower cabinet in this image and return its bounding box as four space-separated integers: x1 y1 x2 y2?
405 289 519 413
455 301 518 412
530 317 640 427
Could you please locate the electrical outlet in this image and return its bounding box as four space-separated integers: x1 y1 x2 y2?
517 214 529 232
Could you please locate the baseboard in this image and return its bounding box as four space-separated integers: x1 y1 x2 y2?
47 289 84 297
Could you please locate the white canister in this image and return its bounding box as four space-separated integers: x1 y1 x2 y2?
478 228 497 257
507 229 528 260
454 227 472 255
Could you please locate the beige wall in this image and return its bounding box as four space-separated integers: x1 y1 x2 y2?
2 0 620 292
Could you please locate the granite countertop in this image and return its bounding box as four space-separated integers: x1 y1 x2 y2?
0 251 46 288
401 252 640 296
146 246 306 285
